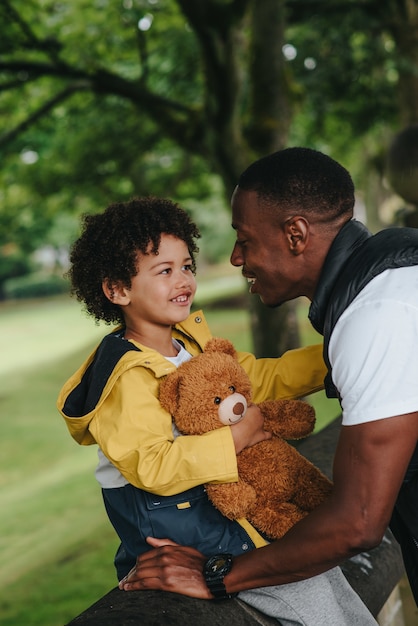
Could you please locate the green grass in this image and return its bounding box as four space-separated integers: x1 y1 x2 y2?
0 292 338 625
0 302 118 625
0 297 105 379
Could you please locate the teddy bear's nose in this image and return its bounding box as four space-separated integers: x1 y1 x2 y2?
233 403 245 415
218 393 248 425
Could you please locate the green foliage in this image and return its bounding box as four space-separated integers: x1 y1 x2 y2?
1 0 417 353
288 10 398 138
285 7 400 187
0 249 31 294
0 0 412 246
3 271 69 299
0 0 219 284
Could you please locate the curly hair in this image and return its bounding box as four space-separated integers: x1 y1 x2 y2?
238 147 355 221
68 197 200 325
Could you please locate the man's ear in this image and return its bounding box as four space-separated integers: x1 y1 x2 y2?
283 216 309 254
102 279 131 305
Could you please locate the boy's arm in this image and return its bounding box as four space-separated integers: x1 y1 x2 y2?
89 369 268 496
238 343 326 403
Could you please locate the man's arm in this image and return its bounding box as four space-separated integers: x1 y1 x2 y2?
119 412 418 597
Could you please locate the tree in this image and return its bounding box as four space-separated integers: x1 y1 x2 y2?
0 0 296 353
0 0 290 188
1 0 418 351
285 0 418 231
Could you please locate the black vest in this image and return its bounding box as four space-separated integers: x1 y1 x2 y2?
309 219 418 398
308 219 418 604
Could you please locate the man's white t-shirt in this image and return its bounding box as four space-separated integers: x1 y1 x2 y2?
328 266 418 426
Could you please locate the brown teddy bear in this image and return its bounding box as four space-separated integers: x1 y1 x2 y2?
159 337 333 541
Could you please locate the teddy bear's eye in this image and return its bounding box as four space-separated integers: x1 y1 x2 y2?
214 397 221 405
229 386 236 393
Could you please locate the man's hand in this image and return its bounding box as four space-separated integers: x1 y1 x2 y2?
119 537 211 598
230 403 272 454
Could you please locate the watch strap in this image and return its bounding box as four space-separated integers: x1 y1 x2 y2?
206 578 237 600
203 553 237 600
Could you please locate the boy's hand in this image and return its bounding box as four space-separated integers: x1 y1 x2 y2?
230 403 272 453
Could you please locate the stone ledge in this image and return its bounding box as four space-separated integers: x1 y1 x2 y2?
67 589 279 626
67 417 405 625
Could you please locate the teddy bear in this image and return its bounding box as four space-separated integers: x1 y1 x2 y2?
159 337 333 541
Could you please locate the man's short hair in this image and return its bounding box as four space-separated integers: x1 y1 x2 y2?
238 147 355 220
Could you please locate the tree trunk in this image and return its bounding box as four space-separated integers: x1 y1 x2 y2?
390 0 418 126
179 1 298 356
245 0 300 356
385 0 418 225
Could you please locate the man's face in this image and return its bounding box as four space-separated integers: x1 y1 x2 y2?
230 187 305 307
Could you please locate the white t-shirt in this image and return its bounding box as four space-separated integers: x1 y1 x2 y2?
329 266 418 425
95 339 192 489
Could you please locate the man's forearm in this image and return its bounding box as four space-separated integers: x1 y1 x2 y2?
224 498 369 593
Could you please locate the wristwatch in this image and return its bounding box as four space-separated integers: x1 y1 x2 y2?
203 553 237 600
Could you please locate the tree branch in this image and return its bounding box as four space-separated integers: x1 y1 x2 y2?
0 76 38 92
0 83 90 149
0 59 206 154
1 0 62 58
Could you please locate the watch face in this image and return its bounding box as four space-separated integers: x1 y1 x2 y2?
203 554 236 600
209 556 227 573
204 553 232 578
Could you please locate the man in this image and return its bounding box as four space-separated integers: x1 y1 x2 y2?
119 147 418 611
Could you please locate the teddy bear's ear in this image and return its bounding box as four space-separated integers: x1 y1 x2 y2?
204 337 237 358
159 371 181 415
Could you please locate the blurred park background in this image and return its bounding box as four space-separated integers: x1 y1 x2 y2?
1 0 418 624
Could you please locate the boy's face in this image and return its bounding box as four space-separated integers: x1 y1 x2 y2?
122 234 197 328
